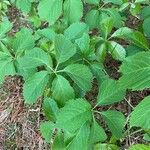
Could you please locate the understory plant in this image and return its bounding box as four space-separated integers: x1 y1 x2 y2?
0 0 150 149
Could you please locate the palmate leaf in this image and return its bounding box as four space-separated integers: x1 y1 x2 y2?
63 0 83 24
119 52 150 90
101 110 125 138
18 47 52 69
55 34 76 63
66 122 91 150
57 99 92 133
38 0 62 25
23 71 49 104
130 96 150 129
12 28 35 52
51 75 75 107
64 64 93 91
97 78 126 105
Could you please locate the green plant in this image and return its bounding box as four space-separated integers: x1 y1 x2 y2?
0 0 10 17
1 0 150 149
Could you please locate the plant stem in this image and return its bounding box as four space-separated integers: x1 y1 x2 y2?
93 110 101 115
128 129 143 137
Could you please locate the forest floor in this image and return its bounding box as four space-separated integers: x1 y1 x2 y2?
0 6 150 150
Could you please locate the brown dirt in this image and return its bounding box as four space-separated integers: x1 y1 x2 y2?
0 77 49 150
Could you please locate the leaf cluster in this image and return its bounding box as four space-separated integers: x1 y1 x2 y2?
0 0 150 149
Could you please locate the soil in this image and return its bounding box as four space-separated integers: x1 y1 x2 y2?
0 4 150 150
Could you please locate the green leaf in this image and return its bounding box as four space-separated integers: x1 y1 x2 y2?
51 75 75 106
66 122 91 150
0 41 11 54
90 63 108 84
75 33 90 55
111 27 133 38
55 34 76 63
130 3 141 16
0 18 13 39
108 41 126 61
96 43 107 62
103 0 123 5
119 2 130 12
18 47 52 69
129 144 150 150
40 121 56 143
63 0 83 24
38 0 62 25
111 27 149 51
94 143 120 150
135 0 148 3
0 52 16 84
141 6 150 19
16 0 31 13
85 9 100 29
119 52 150 90
126 44 143 56
85 0 100 5
64 22 89 41
36 28 56 41
43 98 59 122
101 110 125 138
29 15 41 28
52 131 66 150
129 31 149 51
64 64 93 91
99 16 114 39
143 17 150 37
130 96 150 129
13 28 35 52
17 67 37 80
105 8 123 28
57 99 92 133
143 133 150 141
23 71 49 104
97 78 126 105
90 119 107 144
